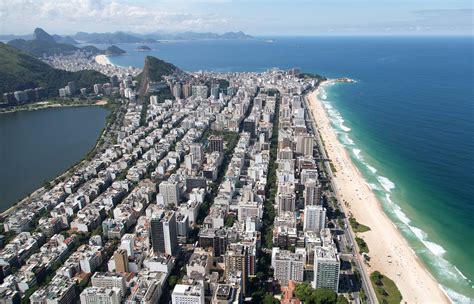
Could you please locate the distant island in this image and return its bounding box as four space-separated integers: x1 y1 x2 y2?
136 45 152 51
105 45 126 56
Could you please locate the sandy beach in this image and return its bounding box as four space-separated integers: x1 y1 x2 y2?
307 81 450 303
95 54 112 65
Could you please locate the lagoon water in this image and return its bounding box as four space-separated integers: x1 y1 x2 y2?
0 107 109 210
109 37 474 301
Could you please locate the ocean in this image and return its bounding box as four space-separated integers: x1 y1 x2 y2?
0 106 109 210
110 36 474 301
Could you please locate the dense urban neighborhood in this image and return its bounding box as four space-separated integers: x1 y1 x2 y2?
0 46 373 304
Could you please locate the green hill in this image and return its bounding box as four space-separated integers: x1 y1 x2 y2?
137 56 178 96
81 45 103 55
105 45 126 56
8 38 78 58
0 43 108 97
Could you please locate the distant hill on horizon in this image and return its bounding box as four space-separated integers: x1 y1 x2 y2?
7 28 102 58
73 31 157 44
73 30 254 43
105 45 126 56
1 29 255 44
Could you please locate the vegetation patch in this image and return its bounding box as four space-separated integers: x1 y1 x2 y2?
349 217 371 233
370 271 402 304
294 282 348 304
355 237 369 254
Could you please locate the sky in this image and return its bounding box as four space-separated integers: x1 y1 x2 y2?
0 0 472 36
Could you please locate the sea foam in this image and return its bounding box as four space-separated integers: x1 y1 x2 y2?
367 165 377 173
323 100 351 133
387 194 448 257
340 133 354 145
411 227 447 257
368 183 381 191
377 175 396 192
443 287 473 304
352 148 363 160
454 266 469 281
340 124 351 132
385 194 470 296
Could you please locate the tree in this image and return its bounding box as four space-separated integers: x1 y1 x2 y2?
336 295 349 304
168 275 179 289
225 214 236 227
251 290 265 302
313 288 337 304
371 271 383 286
263 293 279 304
294 283 341 304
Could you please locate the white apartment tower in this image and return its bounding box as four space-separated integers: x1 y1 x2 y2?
159 181 180 206
296 134 314 157
189 143 204 165
272 249 305 286
303 205 326 232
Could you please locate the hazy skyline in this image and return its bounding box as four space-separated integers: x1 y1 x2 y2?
0 0 472 36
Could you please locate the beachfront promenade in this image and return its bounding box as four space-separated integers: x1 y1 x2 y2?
303 91 378 304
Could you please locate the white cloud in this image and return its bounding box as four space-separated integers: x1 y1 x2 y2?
0 0 229 34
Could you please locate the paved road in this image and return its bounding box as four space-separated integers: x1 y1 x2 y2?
304 91 378 304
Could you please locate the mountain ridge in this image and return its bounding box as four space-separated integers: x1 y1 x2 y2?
7 28 101 58
2 29 254 44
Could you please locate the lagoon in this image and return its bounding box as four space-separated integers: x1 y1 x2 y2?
0 106 109 211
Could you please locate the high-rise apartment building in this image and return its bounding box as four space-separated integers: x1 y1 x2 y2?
303 179 321 206
114 249 129 273
159 181 180 206
150 211 178 256
110 75 119 88
313 245 340 292
303 205 326 232
296 134 314 157
272 248 305 286
208 135 224 153
192 85 208 99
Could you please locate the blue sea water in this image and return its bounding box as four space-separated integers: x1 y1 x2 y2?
108 37 474 301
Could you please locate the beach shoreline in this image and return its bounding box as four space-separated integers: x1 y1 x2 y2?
95 54 113 66
307 80 450 303
0 100 109 115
